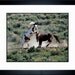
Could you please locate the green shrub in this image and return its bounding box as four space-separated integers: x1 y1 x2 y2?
7 13 68 62
27 46 36 53
13 23 21 28
10 36 16 42
50 50 61 56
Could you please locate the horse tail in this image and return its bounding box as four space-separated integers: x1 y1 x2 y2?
53 34 60 43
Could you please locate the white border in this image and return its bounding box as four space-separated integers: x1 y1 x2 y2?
0 5 75 70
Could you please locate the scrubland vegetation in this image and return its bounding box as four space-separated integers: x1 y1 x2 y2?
7 13 68 62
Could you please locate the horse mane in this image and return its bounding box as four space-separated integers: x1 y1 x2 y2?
31 24 37 32
32 26 34 32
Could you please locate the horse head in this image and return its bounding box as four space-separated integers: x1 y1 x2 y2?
31 24 38 33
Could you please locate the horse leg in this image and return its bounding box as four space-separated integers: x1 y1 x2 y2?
25 36 30 41
38 41 42 48
46 43 50 47
46 39 52 47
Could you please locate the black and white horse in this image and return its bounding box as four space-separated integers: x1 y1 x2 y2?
21 23 38 47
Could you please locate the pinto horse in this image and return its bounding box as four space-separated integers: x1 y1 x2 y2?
35 32 60 48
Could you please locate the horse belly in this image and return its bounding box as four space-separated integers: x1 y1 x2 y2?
41 35 48 41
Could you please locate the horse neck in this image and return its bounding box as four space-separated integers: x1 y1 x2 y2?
35 32 39 41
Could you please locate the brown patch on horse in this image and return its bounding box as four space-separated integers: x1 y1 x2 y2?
35 32 53 48
35 32 60 48
36 32 40 42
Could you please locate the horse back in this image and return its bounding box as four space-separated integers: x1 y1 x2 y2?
39 33 51 41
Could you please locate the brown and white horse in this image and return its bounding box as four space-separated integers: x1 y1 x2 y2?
35 32 60 48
